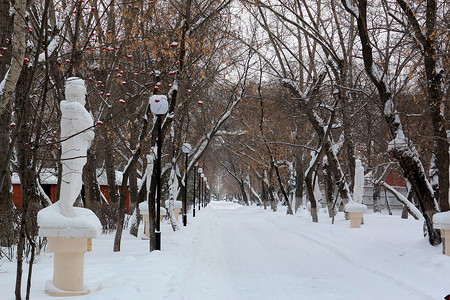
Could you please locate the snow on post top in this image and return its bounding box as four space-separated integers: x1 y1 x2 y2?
433 211 450 229
37 202 102 238
165 200 182 208
344 201 367 213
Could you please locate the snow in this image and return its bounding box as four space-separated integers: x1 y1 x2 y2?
38 36 60 62
344 201 367 213
44 280 90 296
313 175 323 203
165 200 182 208
433 211 450 229
0 67 11 96
382 182 422 220
3 202 450 299
388 129 409 151
11 169 58 185
384 98 394 115
37 202 101 238
138 202 166 215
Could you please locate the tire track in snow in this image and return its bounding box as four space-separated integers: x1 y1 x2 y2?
165 209 238 300
266 215 436 299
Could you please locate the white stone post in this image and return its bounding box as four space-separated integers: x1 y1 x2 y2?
38 206 101 296
433 212 450 256
344 201 367 228
139 202 167 239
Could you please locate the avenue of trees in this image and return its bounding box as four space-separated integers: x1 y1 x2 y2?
0 0 448 299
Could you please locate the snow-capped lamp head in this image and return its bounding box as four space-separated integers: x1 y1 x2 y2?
65 77 86 106
182 143 192 154
150 95 169 116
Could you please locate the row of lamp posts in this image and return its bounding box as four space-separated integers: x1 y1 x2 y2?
149 95 209 248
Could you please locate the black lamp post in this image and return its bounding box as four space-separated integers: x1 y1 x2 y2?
198 167 203 211
181 143 191 226
201 173 205 207
193 164 197 217
203 176 207 207
204 177 208 207
150 95 168 251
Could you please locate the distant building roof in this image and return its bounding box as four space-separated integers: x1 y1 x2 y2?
11 169 58 185
385 171 407 188
12 168 142 187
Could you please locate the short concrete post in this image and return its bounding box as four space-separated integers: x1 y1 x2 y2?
47 237 88 296
37 204 101 296
344 202 367 228
165 200 182 222
139 202 150 239
433 212 450 256
139 202 167 239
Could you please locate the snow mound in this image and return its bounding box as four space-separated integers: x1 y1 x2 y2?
37 202 101 238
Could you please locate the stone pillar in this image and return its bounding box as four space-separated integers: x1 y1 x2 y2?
344 201 367 228
46 238 89 296
37 204 101 297
139 202 150 239
348 212 364 228
139 202 166 239
433 211 450 256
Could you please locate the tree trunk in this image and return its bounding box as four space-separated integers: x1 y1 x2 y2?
323 163 335 218
295 158 304 213
305 175 318 223
0 0 24 234
105 142 119 204
14 65 38 300
373 184 382 213
262 179 267 210
239 179 249 206
82 149 101 210
342 0 441 245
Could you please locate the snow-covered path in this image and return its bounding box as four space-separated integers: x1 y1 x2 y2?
1 201 448 299
168 201 436 300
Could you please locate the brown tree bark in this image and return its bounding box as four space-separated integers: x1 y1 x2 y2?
341 0 441 245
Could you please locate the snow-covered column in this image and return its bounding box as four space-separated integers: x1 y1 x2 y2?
433 212 450 256
37 78 101 296
353 159 364 204
312 175 322 212
140 154 154 239
344 201 367 228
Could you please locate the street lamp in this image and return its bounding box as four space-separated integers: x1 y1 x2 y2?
204 177 209 207
150 95 168 251
198 167 203 211
181 143 192 226
193 163 197 217
201 173 205 207
203 176 207 207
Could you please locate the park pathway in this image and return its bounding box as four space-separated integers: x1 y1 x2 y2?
164 201 432 300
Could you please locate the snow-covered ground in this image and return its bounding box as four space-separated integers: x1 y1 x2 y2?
1 201 449 299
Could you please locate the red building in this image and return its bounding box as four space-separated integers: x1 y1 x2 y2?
12 169 132 213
